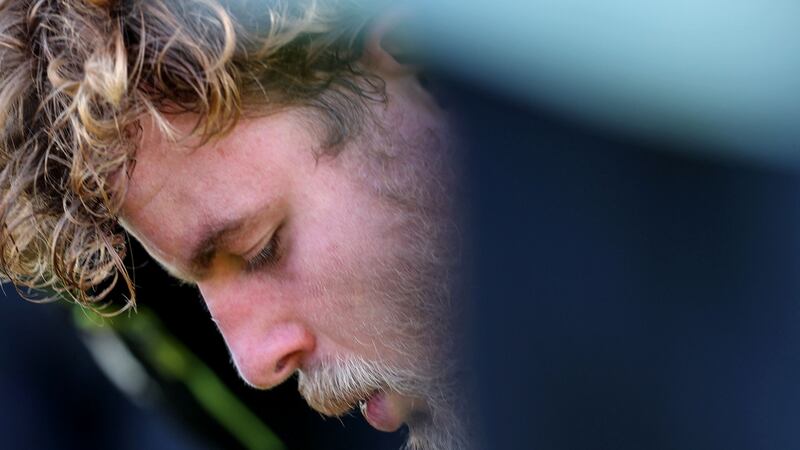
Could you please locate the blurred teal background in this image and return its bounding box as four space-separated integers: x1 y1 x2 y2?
407 0 800 165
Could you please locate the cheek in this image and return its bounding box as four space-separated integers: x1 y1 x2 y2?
283 206 403 336
287 222 372 312
282 159 422 355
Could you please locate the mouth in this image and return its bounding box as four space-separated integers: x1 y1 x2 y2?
358 390 409 433
295 360 421 432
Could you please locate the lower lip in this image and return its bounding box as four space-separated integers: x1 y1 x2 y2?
361 391 405 432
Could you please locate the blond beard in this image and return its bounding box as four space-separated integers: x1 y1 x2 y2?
297 355 469 450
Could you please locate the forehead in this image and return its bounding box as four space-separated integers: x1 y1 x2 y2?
120 113 313 270
124 114 303 210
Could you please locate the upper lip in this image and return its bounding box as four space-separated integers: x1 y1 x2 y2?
300 385 380 417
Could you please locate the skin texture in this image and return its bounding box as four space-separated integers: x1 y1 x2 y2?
120 40 462 448
123 105 424 383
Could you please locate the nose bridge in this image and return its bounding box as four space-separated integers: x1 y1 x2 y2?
198 277 316 389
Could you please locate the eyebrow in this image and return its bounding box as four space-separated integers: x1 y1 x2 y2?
185 217 247 281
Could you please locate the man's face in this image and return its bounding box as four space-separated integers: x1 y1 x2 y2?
120 72 463 447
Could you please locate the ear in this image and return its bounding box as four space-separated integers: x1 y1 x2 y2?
360 8 420 78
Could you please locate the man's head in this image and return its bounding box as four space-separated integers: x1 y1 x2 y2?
0 1 466 448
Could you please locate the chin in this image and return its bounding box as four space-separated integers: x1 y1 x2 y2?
402 403 471 450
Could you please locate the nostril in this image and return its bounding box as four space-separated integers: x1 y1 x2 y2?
275 351 301 375
275 356 288 373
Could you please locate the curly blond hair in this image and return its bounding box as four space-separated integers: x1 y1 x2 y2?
0 0 384 312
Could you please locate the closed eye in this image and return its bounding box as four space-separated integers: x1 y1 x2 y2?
245 230 282 272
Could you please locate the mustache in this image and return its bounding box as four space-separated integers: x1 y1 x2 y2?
297 356 470 450
296 356 420 417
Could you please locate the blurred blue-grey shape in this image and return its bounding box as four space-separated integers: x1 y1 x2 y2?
408 0 800 166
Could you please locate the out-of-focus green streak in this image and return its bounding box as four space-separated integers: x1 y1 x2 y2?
74 307 285 450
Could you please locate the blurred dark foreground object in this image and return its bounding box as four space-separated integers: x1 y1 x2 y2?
452 78 800 450
0 290 214 450
0 284 405 450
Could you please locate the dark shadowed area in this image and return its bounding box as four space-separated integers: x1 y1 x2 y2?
451 77 800 450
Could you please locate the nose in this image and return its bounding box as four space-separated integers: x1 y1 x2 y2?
232 322 317 389
198 281 317 389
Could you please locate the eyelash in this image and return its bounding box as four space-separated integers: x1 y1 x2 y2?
245 231 282 271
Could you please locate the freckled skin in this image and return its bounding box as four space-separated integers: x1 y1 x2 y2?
120 68 450 422
125 113 402 378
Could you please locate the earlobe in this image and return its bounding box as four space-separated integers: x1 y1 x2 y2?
361 8 420 78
